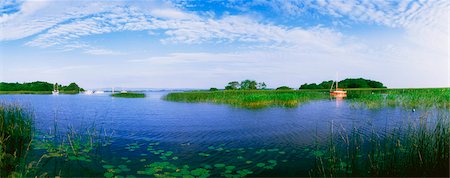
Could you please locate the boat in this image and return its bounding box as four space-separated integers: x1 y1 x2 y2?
84 90 94 95
52 83 59 95
94 90 104 94
330 74 347 97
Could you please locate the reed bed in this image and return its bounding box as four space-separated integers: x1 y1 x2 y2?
164 90 327 108
310 111 449 177
0 103 34 176
111 92 146 98
348 88 450 109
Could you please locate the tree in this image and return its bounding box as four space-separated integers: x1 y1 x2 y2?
209 88 219 91
63 83 80 91
276 86 292 90
257 82 267 90
240 80 257 90
225 81 240 90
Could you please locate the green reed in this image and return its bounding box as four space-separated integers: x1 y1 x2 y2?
310 111 449 177
111 92 146 98
164 90 327 108
0 103 34 176
348 88 450 109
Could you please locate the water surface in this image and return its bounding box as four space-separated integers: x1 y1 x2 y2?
0 92 430 177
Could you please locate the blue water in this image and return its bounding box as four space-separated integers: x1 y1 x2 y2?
0 92 429 177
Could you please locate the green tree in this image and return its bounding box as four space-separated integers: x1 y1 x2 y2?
209 88 219 91
257 82 267 90
225 81 240 90
62 83 80 91
276 86 292 90
240 80 257 90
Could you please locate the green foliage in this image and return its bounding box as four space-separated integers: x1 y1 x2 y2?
257 82 267 90
276 86 292 90
164 90 327 109
225 80 266 90
339 78 385 88
240 80 257 90
0 81 84 92
60 82 82 91
111 92 146 98
0 103 33 176
348 88 450 110
299 83 323 89
311 112 450 177
209 88 219 91
225 81 240 90
299 78 386 89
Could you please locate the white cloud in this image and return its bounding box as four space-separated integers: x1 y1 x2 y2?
0 0 448 87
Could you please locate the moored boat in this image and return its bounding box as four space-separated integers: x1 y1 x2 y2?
330 74 347 97
52 83 59 95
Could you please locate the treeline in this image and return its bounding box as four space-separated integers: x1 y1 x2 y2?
210 78 385 91
299 78 386 89
0 81 84 91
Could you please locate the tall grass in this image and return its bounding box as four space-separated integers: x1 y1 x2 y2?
0 103 34 176
164 90 327 108
310 112 449 177
111 92 146 98
348 88 450 109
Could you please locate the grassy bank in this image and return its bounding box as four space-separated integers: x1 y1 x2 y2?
0 91 81 94
0 103 33 176
111 92 146 98
164 90 327 108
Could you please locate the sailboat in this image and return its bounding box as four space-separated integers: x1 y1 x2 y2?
52 83 59 95
330 74 347 97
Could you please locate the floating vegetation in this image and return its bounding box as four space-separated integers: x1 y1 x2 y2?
198 152 210 157
124 143 141 151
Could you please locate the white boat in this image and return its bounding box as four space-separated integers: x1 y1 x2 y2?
52 83 59 95
94 90 104 94
330 73 347 97
84 90 94 95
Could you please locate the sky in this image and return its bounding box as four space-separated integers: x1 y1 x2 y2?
0 0 449 89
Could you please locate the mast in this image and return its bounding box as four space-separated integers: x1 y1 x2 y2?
336 73 338 90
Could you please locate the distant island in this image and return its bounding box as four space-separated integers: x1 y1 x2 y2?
299 78 386 90
210 78 386 91
0 81 84 94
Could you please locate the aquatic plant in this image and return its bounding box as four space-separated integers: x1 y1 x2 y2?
310 112 450 177
348 88 450 110
111 92 146 98
164 90 327 108
0 103 33 176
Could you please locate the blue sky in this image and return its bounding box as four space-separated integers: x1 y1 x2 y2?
0 0 449 89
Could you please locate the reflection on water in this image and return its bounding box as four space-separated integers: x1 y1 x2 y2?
0 92 440 177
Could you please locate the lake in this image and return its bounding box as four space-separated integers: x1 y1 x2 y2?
0 91 438 177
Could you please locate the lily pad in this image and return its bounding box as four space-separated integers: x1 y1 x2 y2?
103 165 114 169
313 150 324 157
225 165 235 170
214 163 226 168
190 168 209 177
104 172 114 178
256 163 265 167
198 153 210 157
